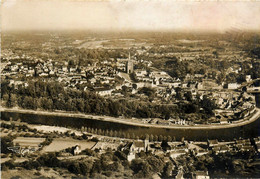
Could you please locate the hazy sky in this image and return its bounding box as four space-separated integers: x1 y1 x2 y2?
1 0 260 32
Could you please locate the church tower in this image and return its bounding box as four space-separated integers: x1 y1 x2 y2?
126 52 134 73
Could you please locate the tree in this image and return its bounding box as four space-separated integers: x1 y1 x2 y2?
113 131 118 137
114 151 127 161
131 159 152 178
132 83 137 90
175 87 182 100
109 130 114 137
145 134 150 140
1 136 14 154
139 87 155 99
181 137 185 143
131 133 136 139
217 71 226 85
213 50 219 58
76 99 85 112
162 162 174 178
41 97 53 110
150 134 154 142
159 135 163 142
2 93 9 101
184 91 192 102
7 94 17 108
167 136 172 142
154 135 158 141
23 96 36 109
201 95 216 115
147 156 164 173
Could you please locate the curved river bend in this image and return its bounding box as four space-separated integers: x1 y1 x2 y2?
1 111 260 141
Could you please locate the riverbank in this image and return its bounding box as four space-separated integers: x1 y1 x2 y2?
1 107 259 130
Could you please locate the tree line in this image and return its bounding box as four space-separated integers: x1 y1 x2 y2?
1 80 216 121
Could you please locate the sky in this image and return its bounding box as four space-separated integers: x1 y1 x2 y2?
1 0 260 32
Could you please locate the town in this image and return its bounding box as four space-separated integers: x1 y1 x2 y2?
1 32 259 125
1 31 260 178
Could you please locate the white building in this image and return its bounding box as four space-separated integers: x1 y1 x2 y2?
228 83 240 90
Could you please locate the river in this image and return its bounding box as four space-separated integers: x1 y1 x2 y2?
1 111 260 141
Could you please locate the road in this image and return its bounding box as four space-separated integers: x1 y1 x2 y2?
1 107 260 130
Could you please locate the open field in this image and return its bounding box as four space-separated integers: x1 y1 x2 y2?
30 124 84 136
31 124 70 133
13 137 45 147
1 168 77 179
42 138 96 152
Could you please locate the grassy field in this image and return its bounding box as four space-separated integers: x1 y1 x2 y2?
13 137 45 147
1 168 77 179
42 138 96 152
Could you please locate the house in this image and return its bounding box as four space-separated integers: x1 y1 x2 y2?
122 140 149 162
207 139 218 148
72 145 81 155
122 139 149 153
69 67 77 73
218 145 230 153
196 149 208 156
192 171 210 179
170 149 187 158
219 117 228 124
196 83 204 90
134 140 149 152
95 88 113 96
228 83 240 90
235 139 255 152
127 148 135 162
246 75 251 82
135 69 147 77
235 139 251 146
243 145 255 152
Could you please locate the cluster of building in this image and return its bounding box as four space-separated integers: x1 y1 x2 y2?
207 138 259 154
87 136 260 163
85 135 260 178
1 44 258 126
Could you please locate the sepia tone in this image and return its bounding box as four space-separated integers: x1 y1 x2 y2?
1 0 260 178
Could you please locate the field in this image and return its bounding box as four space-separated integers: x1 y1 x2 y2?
42 138 96 152
1 168 77 179
31 124 69 133
30 124 82 136
13 137 45 147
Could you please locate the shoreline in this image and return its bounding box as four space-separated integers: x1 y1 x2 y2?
1 107 260 130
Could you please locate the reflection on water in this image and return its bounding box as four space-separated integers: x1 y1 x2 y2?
2 112 260 141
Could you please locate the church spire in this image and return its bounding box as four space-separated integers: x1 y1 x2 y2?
128 52 131 60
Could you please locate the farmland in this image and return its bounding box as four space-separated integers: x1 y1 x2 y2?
42 138 96 152
13 137 45 147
